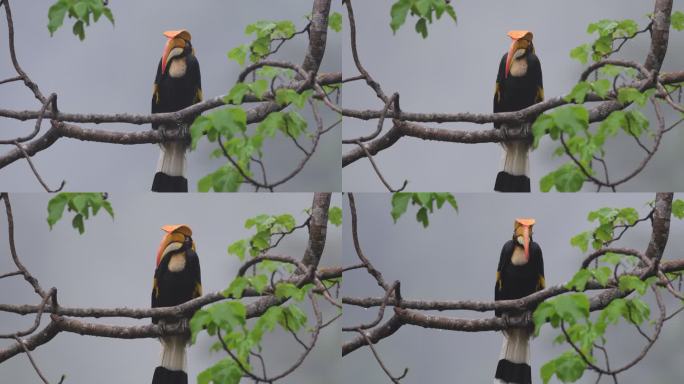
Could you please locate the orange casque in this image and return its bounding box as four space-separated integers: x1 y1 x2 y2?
160 30 192 74
155 224 193 267
505 30 533 78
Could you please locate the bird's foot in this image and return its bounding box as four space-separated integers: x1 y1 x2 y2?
501 125 510 141
502 312 511 328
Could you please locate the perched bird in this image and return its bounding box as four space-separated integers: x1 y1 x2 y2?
493 30 543 192
151 224 202 384
151 29 202 192
494 218 545 384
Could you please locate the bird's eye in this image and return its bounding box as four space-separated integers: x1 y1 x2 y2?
516 236 524 245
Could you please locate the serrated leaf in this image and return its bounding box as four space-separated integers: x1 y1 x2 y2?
390 193 411 222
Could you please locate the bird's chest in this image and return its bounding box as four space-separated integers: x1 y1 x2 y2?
509 58 528 77
167 253 186 272
168 59 187 78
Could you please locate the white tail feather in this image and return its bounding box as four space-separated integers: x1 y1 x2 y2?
160 334 187 371
499 124 530 176
499 328 530 365
156 124 187 177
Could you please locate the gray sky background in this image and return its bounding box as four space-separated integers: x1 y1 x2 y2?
342 193 684 383
0 193 342 383
0 0 342 192
342 0 684 192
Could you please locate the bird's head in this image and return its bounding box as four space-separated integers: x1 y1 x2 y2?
155 224 195 267
505 30 534 78
160 29 192 75
513 218 535 262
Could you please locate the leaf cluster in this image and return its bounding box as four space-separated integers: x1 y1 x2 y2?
228 20 297 65
570 18 641 64
47 0 114 41
390 192 457 227
389 0 456 38
227 213 298 260
46 192 114 234
570 206 640 252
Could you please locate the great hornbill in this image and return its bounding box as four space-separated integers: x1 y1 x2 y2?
494 218 545 384
151 29 202 192
493 30 543 193
151 224 202 384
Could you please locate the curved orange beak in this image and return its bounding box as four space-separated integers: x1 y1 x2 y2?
155 224 192 266
160 30 191 74
515 218 535 261
505 30 533 78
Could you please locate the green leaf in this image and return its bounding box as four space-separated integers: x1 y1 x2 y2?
328 206 342 226
543 163 586 192
540 359 556 384
533 301 556 335
47 1 69 36
329 11 342 32
208 301 247 330
72 214 85 234
617 87 647 106
247 275 268 294
552 106 589 135
248 79 269 99
570 44 590 64
225 83 250 104
274 282 310 301
566 269 591 291
390 193 411 222
564 82 591 104
570 231 590 252
47 194 69 229
189 309 212 344
224 276 249 299
390 0 411 33
228 239 248 260
415 18 428 38
228 44 249 66
72 20 85 41
618 275 647 295
553 293 590 324
591 79 611 99
672 11 684 31
593 266 612 287
73 2 88 19
531 114 554 149
416 207 429 227
600 252 622 265
554 351 587 382
672 199 684 219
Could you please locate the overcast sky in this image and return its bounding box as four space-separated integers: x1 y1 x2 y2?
342 0 684 192
342 193 684 383
0 0 341 192
0 193 342 383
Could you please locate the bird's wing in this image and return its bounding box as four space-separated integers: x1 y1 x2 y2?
151 58 163 129
531 241 545 290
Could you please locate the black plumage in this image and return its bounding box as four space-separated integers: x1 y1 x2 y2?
493 52 543 123
151 49 202 130
492 32 544 193
150 30 202 193
151 241 202 323
494 239 545 317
